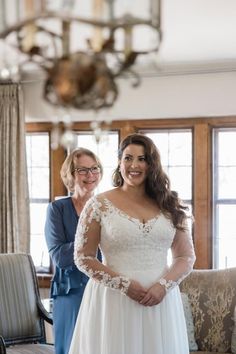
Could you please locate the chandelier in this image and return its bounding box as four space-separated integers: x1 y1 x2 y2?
0 0 161 148
0 0 161 110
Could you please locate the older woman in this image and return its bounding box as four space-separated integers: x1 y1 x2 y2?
45 147 103 354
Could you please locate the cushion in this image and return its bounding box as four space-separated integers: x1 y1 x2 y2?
6 343 54 354
232 305 236 354
181 292 198 352
180 268 236 352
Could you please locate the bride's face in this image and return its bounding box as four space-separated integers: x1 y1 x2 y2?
119 144 148 187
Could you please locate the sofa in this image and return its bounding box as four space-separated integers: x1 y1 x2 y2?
180 267 236 354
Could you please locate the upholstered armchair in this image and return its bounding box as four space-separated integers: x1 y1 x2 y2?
0 253 54 354
180 267 236 354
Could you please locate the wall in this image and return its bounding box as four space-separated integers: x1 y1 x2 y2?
23 69 236 123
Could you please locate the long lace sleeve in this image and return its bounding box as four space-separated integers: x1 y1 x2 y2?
74 196 130 294
158 220 196 293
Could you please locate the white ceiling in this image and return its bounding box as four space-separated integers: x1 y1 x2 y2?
155 0 236 73
1 0 236 80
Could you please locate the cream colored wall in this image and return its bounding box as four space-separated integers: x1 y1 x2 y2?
23 70 236 123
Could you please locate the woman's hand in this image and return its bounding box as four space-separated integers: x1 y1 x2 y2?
139 283 166 306
126 280 148 302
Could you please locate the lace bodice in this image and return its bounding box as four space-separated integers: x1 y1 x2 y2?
99 198 175 273
74 195 196 295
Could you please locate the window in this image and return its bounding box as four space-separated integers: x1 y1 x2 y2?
26 133 50 272
212 128 236 269
26 117 236 271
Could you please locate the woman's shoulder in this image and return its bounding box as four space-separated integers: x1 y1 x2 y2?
95 188 118 202
84 189 118 210
50 196 71 207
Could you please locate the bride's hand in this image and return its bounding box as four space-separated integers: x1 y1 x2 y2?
126 280 147 302
139 283 166 306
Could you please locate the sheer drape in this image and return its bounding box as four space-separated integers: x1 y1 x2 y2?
0 83 30 253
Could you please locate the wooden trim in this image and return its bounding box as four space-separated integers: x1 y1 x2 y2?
37 274 52 288
193 123 212 268
50 147 67 200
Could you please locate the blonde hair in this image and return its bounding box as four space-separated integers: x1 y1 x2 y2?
60 148 103 192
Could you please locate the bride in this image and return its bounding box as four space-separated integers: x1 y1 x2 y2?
69 133 196 354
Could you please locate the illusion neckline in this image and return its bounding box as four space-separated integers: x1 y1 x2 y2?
103 197 161 226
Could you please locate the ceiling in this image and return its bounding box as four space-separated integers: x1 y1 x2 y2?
1 0 236 78
154 0 236 74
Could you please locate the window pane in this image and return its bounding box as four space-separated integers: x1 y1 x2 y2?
169 167 192 200
26 133 50 272
26 135 49 167
30 203 48 235
213 128 236 269
218 205 236 238
29 167 50 199
30 203 50 272
218 167 236 199
75 131 119 192
169 133 192 166
215 205 236 269
218 132 236 165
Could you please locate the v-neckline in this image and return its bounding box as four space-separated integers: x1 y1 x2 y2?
104 197 161 226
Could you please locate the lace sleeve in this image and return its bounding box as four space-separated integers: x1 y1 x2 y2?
158 220 196 293
74 196 130 294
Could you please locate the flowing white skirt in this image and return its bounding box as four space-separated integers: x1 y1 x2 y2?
69 269 189 354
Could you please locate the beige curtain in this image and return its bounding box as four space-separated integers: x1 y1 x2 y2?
0 83 30 253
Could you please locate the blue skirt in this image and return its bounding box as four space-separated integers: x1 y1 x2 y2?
53 286 86 354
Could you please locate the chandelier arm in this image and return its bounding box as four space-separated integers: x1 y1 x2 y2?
35 25 62 39
0 12 158 39
8 25 64 62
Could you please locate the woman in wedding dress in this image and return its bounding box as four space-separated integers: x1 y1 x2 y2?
69 133 196 354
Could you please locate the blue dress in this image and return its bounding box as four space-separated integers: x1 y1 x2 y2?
45 197 89 354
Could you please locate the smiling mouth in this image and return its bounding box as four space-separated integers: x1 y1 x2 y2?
128 171 141 176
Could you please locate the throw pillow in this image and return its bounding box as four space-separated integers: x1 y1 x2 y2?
181 292 198 352
232 305 236 354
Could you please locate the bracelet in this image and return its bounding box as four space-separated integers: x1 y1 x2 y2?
158 278 176 292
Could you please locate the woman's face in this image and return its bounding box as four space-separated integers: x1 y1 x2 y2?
73 154 101 194
120 144 148 187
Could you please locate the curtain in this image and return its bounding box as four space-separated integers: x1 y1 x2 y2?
0 83 30 253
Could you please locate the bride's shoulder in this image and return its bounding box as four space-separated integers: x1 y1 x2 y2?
96 188 119 202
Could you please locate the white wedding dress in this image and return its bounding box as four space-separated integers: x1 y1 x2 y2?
69 196 195 354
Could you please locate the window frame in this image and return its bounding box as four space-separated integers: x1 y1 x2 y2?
212 127 236 268
26 131 51 273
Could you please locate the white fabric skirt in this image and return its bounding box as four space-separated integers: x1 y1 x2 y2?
69 269 189 354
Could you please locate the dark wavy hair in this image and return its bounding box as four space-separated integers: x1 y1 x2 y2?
112 133 189 230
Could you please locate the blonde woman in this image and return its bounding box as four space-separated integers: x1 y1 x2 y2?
45 148 103 354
